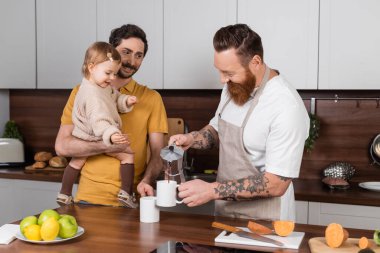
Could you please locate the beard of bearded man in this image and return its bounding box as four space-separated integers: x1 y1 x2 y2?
227 69 256 106
118 61 138 79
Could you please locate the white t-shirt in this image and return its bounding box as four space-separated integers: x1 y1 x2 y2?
209 75 309 220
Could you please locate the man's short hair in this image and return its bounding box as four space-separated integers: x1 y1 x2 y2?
109 24 148 56
213 24 263 66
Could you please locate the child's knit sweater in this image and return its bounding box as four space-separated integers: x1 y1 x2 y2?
72 78 132 146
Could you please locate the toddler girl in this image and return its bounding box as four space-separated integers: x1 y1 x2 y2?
57 41 138 208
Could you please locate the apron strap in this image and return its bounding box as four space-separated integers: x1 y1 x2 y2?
218 97 231 118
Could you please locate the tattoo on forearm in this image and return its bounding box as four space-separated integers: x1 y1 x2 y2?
214 173 271 201
191 129 216 149
276 175 292 182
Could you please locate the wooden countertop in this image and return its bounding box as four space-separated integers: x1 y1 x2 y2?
0 167 64 183
0 204 375 253
292 178 380 206
2 168 380 206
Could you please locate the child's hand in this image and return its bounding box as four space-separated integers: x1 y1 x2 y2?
127 96 138 107
111 133 129 144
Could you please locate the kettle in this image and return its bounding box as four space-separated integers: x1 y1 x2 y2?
160 144 185 183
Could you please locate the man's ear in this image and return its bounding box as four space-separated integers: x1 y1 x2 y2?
248 55 263 72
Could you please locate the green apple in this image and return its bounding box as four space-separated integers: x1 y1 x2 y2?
374 229 380 246
58 215 78 239
37 209 60 225
19 215 38 235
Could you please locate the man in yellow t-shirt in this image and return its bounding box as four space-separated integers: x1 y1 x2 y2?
55 24 168 206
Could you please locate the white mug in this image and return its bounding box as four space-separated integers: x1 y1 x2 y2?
156 180 183 207
140 196 160 223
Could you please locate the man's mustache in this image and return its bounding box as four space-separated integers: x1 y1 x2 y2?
121 62 137 71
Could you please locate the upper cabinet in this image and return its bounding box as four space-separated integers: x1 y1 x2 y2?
36 0 96 89
97 0 163 90
164 0 237 89
319 0 380 89
2 0 380 90
238 0 319 90
0 0 36 89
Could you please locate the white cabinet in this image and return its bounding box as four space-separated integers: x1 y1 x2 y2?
164 0 236 89
0 178 77 225
308 202 380 230
295 200 308 224
0 0 36 89
238 0 319 90
97 0 163 90
36 0 96 89
0 179 16 225
319 0 380 89
3 1 380 90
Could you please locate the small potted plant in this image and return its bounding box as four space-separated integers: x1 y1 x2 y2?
2 120 23 141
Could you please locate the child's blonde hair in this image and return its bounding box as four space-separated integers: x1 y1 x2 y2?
82 41 121 79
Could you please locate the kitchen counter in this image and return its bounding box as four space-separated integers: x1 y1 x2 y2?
292 179 380 207
0 167 64 183
1 168 380 206
0 204 376 253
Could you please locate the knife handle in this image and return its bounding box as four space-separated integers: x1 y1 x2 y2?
212 222 241 233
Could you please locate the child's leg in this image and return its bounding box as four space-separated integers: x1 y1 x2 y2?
107 152 134 194
60 157 87 196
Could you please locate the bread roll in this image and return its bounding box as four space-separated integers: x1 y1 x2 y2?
32 161 47 169
34 151 53 162
49 156 68 168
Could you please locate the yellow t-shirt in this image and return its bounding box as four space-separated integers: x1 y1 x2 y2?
61 79 168 206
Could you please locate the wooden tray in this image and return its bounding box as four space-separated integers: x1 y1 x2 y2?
25 165 64 174
309 237 380 253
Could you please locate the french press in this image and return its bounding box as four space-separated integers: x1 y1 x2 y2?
160 144 186 183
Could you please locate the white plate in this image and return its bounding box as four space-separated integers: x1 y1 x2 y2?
15 226 84 244
359 182 380 192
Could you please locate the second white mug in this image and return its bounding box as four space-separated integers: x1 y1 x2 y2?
156 180 183 207
140 196 160 223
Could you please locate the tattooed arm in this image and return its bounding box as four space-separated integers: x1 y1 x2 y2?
214 172 292 201
178 171 292 207
190 125 219 149
169 125 219 150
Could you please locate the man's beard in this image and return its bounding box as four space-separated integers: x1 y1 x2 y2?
227 70 256 106
117 61 138 79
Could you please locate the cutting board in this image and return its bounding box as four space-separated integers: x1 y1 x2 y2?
24 165 64 174
215 227 305 249
309 237 380 253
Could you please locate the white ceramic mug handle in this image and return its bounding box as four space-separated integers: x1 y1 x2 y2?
176 185 183 204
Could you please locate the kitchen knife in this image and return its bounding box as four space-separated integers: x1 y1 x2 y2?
212 221 284 247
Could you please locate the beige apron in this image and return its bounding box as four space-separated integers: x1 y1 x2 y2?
215 66 281 220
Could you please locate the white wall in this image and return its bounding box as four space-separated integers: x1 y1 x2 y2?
0 90 9 135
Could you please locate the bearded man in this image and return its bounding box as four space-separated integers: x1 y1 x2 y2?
169 24 309 220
